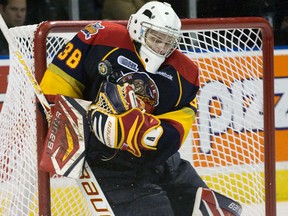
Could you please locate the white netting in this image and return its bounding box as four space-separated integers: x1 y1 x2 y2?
179 28 265 215
0 25 38 215
0 20 272 215
0 25 93 216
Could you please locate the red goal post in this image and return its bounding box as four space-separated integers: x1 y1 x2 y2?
0 17 274 216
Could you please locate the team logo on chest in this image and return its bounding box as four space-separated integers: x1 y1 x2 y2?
81 21 105 40
118 72 159 109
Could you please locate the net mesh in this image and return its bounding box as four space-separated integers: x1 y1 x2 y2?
179 28 265 215
0 20 271 215
0 25 38 215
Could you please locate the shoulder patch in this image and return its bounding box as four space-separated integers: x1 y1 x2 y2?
81 21 105 40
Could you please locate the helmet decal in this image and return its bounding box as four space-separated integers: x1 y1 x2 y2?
142 9 153 19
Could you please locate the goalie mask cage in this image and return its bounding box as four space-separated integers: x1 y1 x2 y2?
0 18 275 215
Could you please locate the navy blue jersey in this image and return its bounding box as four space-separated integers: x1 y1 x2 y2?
40 21 199 168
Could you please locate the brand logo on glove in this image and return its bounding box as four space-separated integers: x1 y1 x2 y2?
47 111 62 150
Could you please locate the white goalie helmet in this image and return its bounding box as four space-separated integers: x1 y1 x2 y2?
127 1 181 73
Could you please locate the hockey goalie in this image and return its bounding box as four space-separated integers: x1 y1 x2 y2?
39 1 242 215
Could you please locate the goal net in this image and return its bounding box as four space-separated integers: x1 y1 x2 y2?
0 18 275 215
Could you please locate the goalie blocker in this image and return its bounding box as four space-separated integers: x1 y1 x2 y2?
192 187 242 216
39 95 91 178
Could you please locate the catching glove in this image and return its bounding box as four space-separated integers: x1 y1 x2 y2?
89 81 145 114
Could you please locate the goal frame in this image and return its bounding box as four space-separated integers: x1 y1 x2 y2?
33 17 275 216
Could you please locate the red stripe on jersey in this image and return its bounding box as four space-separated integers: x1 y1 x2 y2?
164 50 199 87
